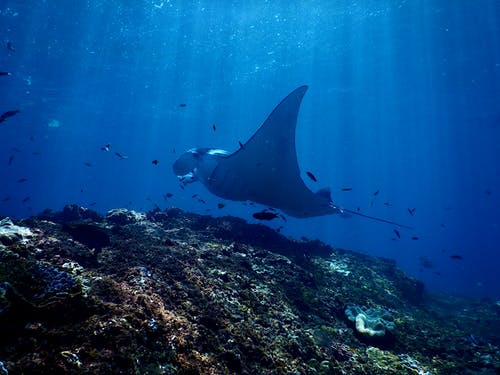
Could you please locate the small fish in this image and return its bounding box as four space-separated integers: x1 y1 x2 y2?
6 41 15 52
341 187 352 191
238 141 245 149
152 159 159 165
217 202 225 209
419 256 433 269
198 198 206 204
29 135 35 141
384 202 392 206
212 123 217 132
163 193 173 199
22 196 31 203
408 208 416 216
484 189 492 196
8 155 14 166
11 147 21 153
393 229 400 239
450 254 463 260
1 197 11 202
275 226 284 233
306 171 317 182
32 152 41 156
89 202 97 206
115 152 128 159
17 178 27 183
84 162 92 167
373 190 379 196
192 194 198 198
0 110 20 123
101 143 111 152
179 103 187 107
0 72 11 76
411 236 419 240
252 211 280 221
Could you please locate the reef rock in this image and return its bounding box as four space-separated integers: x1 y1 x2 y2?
106 208 145 226
0 206 498 374
0 218 32 245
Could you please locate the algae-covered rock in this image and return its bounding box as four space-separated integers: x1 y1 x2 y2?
0 218 32 245
365 347 431 374
36 204 102 224
0 282 10 316
62 223 110 250
106 208 145 225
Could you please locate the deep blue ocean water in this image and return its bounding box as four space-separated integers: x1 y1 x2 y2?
1 1 499 299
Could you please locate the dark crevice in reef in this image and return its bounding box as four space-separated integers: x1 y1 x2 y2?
0 205 498 374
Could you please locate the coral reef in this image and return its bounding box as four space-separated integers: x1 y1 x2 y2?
0 205 498 374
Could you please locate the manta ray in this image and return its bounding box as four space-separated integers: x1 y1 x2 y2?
173 86 411 229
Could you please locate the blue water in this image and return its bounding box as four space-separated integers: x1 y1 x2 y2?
1 1 499 299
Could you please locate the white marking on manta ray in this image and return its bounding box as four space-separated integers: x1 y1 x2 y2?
173 86 412 229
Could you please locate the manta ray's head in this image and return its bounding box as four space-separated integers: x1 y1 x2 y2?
173 148 230 185
172 148 201 176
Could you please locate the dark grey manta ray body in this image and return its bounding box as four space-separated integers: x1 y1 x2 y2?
173 86 411 228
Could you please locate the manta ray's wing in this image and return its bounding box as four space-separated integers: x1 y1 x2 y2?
206 86 337 217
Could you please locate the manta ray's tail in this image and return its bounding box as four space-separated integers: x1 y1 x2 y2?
332 205 413 230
